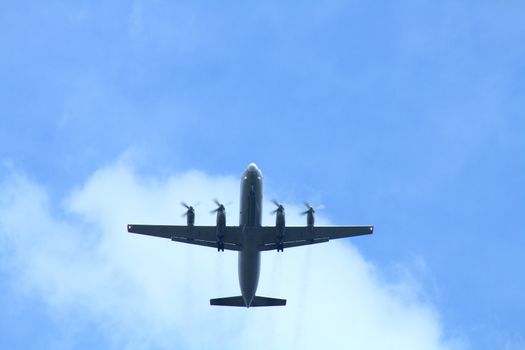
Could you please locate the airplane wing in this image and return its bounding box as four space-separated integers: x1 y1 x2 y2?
257 225 373 251
127 224 243 251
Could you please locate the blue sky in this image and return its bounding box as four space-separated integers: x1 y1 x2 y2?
1 1 524 349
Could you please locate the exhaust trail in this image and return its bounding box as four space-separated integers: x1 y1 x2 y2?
293 245 312 347
182 245 194 320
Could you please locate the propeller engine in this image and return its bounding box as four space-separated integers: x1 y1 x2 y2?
271 200 285 252
181 202 196 226
301 202 317 227
211 199 226 251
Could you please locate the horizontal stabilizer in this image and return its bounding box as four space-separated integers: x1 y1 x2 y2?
251 296 286 307
210 296 286 307
210 296 245 307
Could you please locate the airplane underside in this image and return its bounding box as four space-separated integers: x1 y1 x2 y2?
127 163 373 307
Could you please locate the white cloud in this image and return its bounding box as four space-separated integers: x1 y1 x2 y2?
0 160 464 349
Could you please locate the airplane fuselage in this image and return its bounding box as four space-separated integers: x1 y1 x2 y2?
238 163 263 307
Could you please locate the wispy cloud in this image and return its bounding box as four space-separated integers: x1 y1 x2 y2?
0 159 464 349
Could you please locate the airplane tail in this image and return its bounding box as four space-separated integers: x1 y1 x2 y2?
252 296 287 307
210 296 286 307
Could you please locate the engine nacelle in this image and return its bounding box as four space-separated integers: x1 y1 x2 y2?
301 203 316 229
181 202 196 227
274 204 285 252
215 204 226 251
186 208 195 226
302 205 315 242
306 208 314 227
216 208 226 227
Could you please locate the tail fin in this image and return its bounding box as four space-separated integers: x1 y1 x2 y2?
210 296 286 307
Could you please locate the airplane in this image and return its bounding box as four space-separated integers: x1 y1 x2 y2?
127 163 373 308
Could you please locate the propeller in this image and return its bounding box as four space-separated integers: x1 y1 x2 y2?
270 199 285 214
181 201 198 217
300 202 324 215
210 198 226 214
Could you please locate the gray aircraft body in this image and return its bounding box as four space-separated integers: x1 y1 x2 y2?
128 163 373 307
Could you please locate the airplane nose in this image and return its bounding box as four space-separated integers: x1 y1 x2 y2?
247 163 259 172
244 163 262 178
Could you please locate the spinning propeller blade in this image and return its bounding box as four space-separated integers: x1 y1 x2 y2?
211 199 226 214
